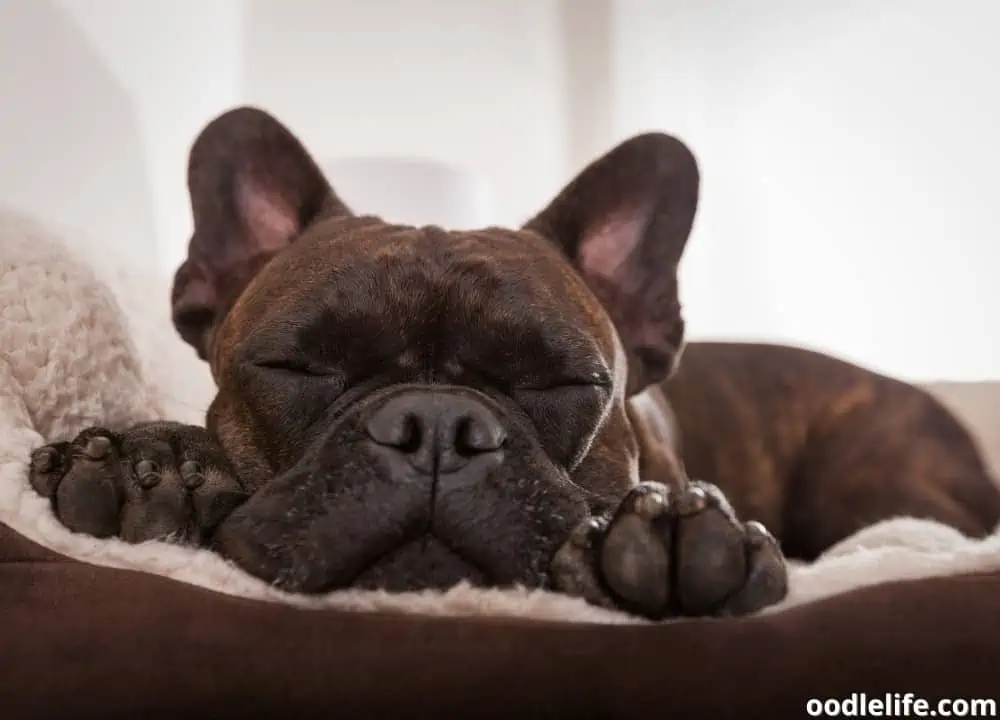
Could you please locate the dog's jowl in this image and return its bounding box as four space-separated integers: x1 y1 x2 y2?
32 105 996 620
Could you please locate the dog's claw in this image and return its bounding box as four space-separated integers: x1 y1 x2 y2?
675 483 708 515
28 445 69 499
551 479 789 619
630 484 669 520
566 516 602 549
744 520 772 548
181 460 204 488
135 460 160 488
32 447 58 473
83 435 112 461
550 516 618 609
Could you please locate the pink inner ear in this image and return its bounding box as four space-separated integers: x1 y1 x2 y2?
236 175 301 253
174 265 217 313
577 206 648 282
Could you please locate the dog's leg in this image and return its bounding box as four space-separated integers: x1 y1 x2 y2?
29 422 247 545
550 480 788 619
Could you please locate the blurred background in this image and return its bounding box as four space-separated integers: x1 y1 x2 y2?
2 0 998 381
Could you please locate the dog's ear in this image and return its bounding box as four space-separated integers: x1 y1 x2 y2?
525 133 699 395
170 106 351 360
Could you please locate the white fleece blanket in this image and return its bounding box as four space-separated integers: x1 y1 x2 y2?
2 211 999 625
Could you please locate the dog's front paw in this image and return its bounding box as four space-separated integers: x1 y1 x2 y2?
30 428 123 538
29 422 247 545
550 480 788 619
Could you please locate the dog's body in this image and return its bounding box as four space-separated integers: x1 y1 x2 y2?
657 342 1000 560
26 105 998 620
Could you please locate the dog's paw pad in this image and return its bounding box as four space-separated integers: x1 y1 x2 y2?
672 483 749 615
598 483 673 613
550 480 789 620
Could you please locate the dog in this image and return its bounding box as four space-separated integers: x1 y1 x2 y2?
26 106 785 620
27 105 996 619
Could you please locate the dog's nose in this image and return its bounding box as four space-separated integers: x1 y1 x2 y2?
365 392 506 475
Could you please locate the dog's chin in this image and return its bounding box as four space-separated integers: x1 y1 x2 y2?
351 535 490 593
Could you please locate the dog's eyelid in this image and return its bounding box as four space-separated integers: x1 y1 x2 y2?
252 357 341 378
514 378 611 392
562 369 614 389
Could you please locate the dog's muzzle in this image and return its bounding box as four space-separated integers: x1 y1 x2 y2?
214 385 590 594
348 389 511 590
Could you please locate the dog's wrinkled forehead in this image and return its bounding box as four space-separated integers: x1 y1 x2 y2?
228 214 606 327
215 212 620 383
172 106 700 396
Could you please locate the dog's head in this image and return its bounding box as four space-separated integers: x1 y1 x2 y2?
170 107 699 592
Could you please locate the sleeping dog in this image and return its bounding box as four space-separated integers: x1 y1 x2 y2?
28 107 1000 619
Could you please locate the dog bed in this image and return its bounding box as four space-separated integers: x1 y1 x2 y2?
2 212 999 717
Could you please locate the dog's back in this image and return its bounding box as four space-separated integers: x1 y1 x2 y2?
661 341 1000 559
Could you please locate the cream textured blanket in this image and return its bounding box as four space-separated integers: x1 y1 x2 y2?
2 211 998 624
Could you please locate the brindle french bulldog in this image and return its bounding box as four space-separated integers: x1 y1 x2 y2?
29 106 786 619
46 103 1000 619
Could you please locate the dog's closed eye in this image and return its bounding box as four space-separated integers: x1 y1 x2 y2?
513 382 611 469
513 372 613 393
253 357 343 380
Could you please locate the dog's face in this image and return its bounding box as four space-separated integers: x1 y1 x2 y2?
170 108 699 592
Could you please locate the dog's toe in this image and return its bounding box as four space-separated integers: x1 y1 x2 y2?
29 442 72 498
597 482 674 616
550 516 620 609
720 520 789 616
117 422 247 544
672 485 748 615
53 429 124 538
560 479 789 620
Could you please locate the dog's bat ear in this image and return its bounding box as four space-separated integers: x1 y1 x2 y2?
170 106 352 360
524 133 699 394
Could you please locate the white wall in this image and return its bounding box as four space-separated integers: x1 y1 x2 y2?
0 0 154 271
0 0 242 273
322 157 495 230
609 0 1000 381
241 0 568 231
59 0 245 274
4 0 999 381
2 0 572 270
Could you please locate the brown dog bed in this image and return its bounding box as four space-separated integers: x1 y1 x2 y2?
3 209 1000 718
4 522 999 719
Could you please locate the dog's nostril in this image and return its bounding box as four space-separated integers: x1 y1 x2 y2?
368 408 425 453
396 415 423 454
454 416 506 456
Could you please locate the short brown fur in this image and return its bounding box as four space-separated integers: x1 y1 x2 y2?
660 342 1000 559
